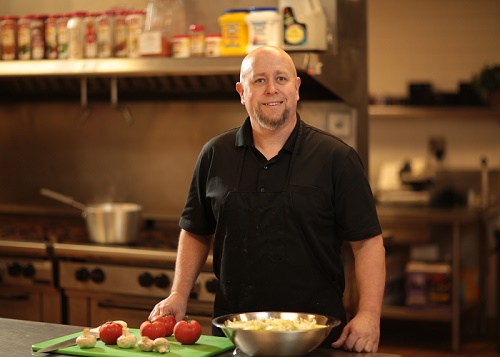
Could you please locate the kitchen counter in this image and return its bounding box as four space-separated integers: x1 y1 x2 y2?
0 317 401 357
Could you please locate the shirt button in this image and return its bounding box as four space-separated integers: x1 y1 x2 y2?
263 165 268 170
260 188 265 192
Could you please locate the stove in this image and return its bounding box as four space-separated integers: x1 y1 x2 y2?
0 213 218 334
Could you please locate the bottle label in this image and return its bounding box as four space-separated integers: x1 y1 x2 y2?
285 23 306 45
138 31 163 55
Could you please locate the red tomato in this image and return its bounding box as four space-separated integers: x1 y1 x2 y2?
151 314 177 337
173 318 202 345
140 320 167 340
99 321 123 345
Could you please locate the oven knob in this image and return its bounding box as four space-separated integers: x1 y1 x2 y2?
139 272 154 287
91 268 105 283
205 278 219 293
7 262 22 277
155 274 170 289
75 268 90 282
23 263 36 278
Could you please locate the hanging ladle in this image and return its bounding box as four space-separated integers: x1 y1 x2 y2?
40 188 87 212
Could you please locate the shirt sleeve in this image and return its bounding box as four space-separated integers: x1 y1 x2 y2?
334 148 382 241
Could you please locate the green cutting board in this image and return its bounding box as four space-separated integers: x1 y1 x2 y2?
32 329 234 357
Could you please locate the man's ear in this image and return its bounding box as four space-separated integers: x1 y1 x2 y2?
236 82 245 105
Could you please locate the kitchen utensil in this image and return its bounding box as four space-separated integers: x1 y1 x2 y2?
212 311 341 357
32 329 234 357
40 188 142 244
35 331 99 353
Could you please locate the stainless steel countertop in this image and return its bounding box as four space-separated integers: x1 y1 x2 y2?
0 317 401 357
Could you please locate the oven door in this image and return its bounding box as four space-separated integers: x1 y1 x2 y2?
65 290 214 335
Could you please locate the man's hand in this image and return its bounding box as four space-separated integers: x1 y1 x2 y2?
331 311 380 353
148 291 188 323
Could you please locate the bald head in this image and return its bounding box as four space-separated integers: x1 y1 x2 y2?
239 46 298 84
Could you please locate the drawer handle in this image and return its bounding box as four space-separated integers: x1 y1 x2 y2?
0 292 30 301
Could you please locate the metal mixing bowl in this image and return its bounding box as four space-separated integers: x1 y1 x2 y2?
212 311 341 357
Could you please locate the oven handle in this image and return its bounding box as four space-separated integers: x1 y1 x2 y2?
97 300 213 317
0 292 31 301
97 300 152 311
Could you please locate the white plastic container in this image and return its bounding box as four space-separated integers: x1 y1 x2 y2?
245 7 281 53
279 0 327 51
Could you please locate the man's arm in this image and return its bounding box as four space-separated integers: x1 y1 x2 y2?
332 234 386 352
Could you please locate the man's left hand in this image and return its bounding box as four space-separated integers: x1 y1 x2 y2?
331 312 380 353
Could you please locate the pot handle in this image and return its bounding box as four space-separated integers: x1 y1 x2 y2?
40 188 87 211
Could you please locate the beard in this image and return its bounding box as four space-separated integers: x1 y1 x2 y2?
253 106 290 130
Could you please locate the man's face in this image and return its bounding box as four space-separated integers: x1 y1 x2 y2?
236 48 301 131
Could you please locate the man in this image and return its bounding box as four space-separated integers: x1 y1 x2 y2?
150 46 385 353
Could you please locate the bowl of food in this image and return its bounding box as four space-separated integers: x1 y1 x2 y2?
212 311 341 357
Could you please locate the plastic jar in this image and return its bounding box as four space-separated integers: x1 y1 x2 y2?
126 10 145 58
218 9 249 56
18 15 32 60
44 14 58 59
245 7 280 53
97 10 114 58
1 15 19 60
188 24 204 57
114 9 128 57
84 13 99 58
67 11 87 59
172 34 190 58
31 14 47 59
204 33 221 57
56 14 70 59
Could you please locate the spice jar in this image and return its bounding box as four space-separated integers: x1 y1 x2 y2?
56 14 70 59
84 12 99 58
31 14 47 59
205 33 221 57
188 24 204 57
113 9 128 57
18 15 32 60
97 10 114 58
172 34 190 58
67 11 87 59
126 10 145 58
44 14 58 59
1 15 19 60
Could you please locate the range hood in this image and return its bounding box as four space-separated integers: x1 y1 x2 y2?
0 54 340 101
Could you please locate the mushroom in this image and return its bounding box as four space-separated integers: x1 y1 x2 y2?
153 337 170 354
138 336 155 352
117 327 137 349
76 328 97 349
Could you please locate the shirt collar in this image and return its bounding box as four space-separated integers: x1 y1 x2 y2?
235 114 301 154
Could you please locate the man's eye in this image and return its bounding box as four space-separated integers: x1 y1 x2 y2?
255 78 265 83
277 76 287 82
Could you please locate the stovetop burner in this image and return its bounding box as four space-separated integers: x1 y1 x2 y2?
0 214 179 250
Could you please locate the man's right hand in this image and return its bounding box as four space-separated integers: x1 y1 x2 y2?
148 291 188 322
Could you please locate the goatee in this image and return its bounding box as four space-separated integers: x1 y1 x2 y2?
254 107 290 130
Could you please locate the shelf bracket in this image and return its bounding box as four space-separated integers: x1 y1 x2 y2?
80 78 92 123
110 77 134 125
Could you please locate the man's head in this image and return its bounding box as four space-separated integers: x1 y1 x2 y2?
236 46 301 131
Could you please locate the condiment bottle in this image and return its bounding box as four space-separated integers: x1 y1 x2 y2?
246 7 280 53
84 12 99 58
18 15 32 60
283 6 306 47
126 10 145 58
67 11 87 59
188 24 204 57
97 10 114 58
1 15 19 60
31 14 47 59
113 9 128 57
56 14 70 59
45 14 58 59
218 9 249 56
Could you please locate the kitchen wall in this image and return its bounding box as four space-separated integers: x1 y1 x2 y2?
367 0 500 183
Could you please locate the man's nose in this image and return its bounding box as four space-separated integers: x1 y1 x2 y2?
265 81 278 94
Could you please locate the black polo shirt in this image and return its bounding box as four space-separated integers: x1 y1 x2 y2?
179 114 381 245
